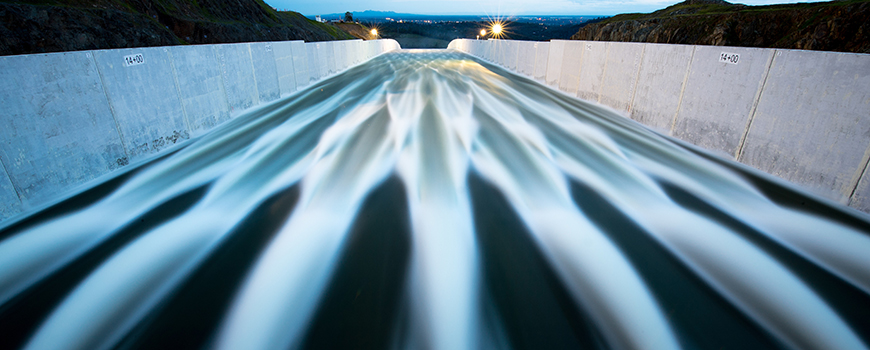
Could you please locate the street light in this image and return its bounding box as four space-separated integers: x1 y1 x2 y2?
371 28 378 37
492 23 503 35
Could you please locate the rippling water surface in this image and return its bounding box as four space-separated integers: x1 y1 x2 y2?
1 49 869 350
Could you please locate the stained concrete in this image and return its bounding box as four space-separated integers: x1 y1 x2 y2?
94 47 188 160
215 43 260 117
168 45 230 134
271 41 297 97
291 41 309 89
672 46 774 156
629 44 694 133
545 40 565 88
331 41 345 73
250 42 280 104
517 41 536 77
599 42 644 114
576 41 607 102
0 51 126 206
306 42 326 83
558 41 584 95
502 40 519 71
740 49 870 203
533 42 549 83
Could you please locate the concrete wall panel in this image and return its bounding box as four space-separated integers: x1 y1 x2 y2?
306 42 325 82
332 41 346 72
517 41 536 77
672 46 774 156
502 40 519 71
576 41 607 102
629 44 694 132
94 47 188 160
168 45 230 133
559 41 584 95
249 42 280 104
271 41 297 97
324 42 337 75
599 42 644 113
545 40 566 88
291 41 310 89
740 50 870 203
215 43 260 117
0 51 126 206
533 42 549 82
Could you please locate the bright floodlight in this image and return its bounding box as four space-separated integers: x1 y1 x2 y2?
371 29 378 36
492 23 503 34
480 29 486 36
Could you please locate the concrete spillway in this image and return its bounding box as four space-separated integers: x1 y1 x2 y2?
1 49 869 350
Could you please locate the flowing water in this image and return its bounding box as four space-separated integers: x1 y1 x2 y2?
1 49 869 350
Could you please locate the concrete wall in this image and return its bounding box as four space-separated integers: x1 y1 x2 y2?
0 39 400 222
449 38 870 212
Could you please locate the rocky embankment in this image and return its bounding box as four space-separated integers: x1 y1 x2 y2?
572 0 870 53
0 0 354 56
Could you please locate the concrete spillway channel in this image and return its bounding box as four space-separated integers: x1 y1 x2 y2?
1 43 870 350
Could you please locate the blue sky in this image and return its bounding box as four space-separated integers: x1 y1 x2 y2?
263 0 827 16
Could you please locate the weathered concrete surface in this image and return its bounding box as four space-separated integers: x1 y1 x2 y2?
599 42 644 113
545 40 564 88
330 41 345 73
740 49 870 203
168 45 230 133
558 41 583 95
0 163 18 220
291 41 309 89
94 47 188 160
215 43 260 117
672 46 774 156
272 41 297 97
533 42 549 82
517 41 535 77
629 44 694 133
306 42 326 83
250 42 280 104
0 51 127 206
324 41 337 75
576 41 607 102
502 40 519 71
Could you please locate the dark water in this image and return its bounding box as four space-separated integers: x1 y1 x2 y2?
1 50 869 350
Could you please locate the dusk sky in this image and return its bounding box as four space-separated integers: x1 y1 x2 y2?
263 0 825 16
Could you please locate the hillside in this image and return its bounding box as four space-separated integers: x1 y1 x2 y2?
571 0 870 53
0 0 355 56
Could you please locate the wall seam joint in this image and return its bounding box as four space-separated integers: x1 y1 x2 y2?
166 49 192 133
0 154 24 205
628 44 646 115
248 44 261 106
597 43 610 102
735 49 776 160
670 46 696 136
215 46 233 117
848 142 870 205
91 51 131 161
